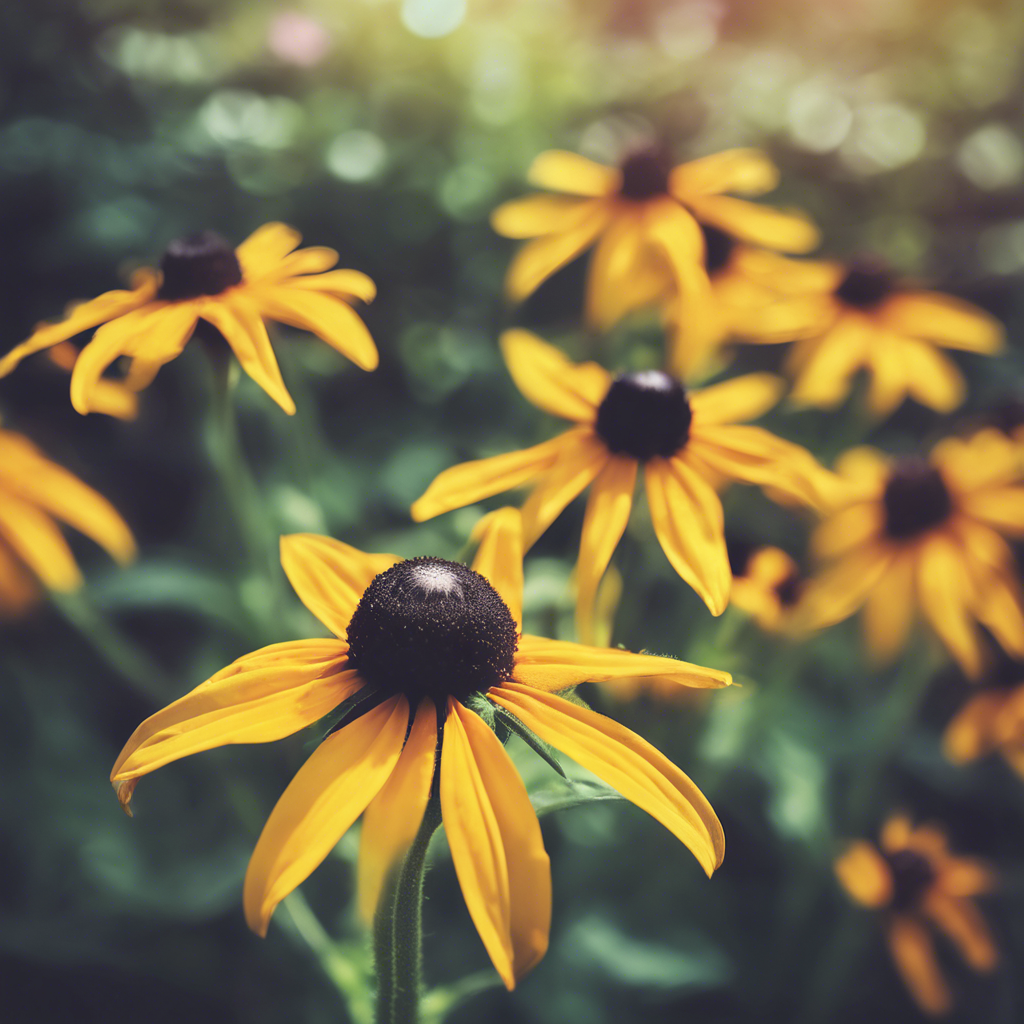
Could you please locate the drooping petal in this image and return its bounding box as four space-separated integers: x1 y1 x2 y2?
576 457 637 643
526 151 619 196
512 633 731 692
862 550 917 663
0 493 81 592
490 683 724 876
499 329 609 423
886 916 951 1016
283 268 376 303
669 149 780 198
235 222 302 279
411 431 580 523
834 841 894 908
863 334 912 417
280 534 399 639
470 508 525 629
686 194 820 253
923 893 998 972
796 543 894 631
786 315 871 409
243 696 409 936
916 534 982 679
644 457 730 615
0 537 39 616
491 193 597 238
900 339 966 414
688 373 785 426
583 209 649 329
879 292 1005 353
943 692 1005 764
357 699 438 922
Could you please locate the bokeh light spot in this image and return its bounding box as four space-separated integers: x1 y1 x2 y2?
401 0 467 39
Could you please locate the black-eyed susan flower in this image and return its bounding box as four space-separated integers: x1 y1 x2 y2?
0 427 135 615
799 430 1024 678
944 660 1024 778
835 814 997 1016
46 342 139 421
490 146 819 330
110 508 728 990
0 223 377 415
412 329 829 634
729 543 805 634
761 257 1004 417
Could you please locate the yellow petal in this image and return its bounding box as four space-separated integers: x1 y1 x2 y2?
642 199 711 305
900 338 966 414
576 457 637 643
933 428 1022 494
582 209 648 329
886 916 951 1016
834 841 894 908
357 699 438 922
644 456 730 615
879 292 1005 353
669 149 780 198
526 150 619 197
0 537 40 616
942 693 1005 764
961 487 1024 536
499 329 609 423
235 222 302 279
256 285 378 371
787 314 871 409
284 268 376 303
797 544 893 631
490 683 725 876
280 534 399 639
512 633 731 692
111 638 355 805
686 194 820 253
917 535 982 679
243 696 409 936
924 893 998 972
832 446 891 500
411 431 578 523
862 550 917 663
863 333 913 417
260 245 339 281
0 493 81 591
470 508 525 629
880 814 914 852
491 193 596 238
688 373 785 426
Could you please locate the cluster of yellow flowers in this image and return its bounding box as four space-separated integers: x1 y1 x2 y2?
1 140 1021 1012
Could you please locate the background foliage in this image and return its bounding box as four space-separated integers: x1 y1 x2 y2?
2 1 1024 1021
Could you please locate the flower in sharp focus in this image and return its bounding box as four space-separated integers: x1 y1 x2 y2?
769 257 1004 418
0 428 135 615
728 542 806 634
944 659 1024 779
835 814 997 1016
0 223 377 415
110 508 729 989
412 329 830 637
799 430 1024 678
490 146 819 330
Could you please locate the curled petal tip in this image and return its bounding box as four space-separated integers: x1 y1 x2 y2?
113 778 137 818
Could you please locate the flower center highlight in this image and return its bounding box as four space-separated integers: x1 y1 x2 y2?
618 147 672 201
702 225 736 276
834 260 895 310
345 557 519 702
595 370 692 461
158 231 243 301
884 848 936 911
882 459 953 540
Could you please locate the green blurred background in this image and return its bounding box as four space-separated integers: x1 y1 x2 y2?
2 1 1024 1021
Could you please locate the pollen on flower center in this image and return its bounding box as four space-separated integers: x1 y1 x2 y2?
884 848 936 911
835 260 895 310
882 458 953 540
158 231 244 301
595 370 692 461
618 147 672 201
702 225 736 275
345 557 519 702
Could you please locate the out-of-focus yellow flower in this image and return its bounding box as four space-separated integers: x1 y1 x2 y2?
47 342 139 421
729 544 805 633
944 665 1024 778
0 223 377 415
412 330 830 635
491 146 819 330
0 428 135 615
743 258 1004 418
799 430 1024 678
111 509 729 989
835 815 997 1016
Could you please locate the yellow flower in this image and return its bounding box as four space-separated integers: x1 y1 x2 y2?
729 543 805 633
0 223 377 415
835 815 997 1016
800 430 1024 678
110 508 729 990
47 342 139 421
0 428 135 615
491 146 819 330
764 258 1004 417
944 666 1024 778
412 330 829 635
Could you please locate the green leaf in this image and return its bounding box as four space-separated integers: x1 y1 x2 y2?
461 692 496 729
318 684 384 741
530 778 624 817
493 706 567 778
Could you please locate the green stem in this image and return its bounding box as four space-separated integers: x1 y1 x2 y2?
374 795 443 1024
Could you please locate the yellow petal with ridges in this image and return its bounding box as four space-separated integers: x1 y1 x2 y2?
285 269 376 303
235 222 302 279
470 508 525 629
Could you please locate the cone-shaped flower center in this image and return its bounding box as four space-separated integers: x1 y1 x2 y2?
158 231 243 301
835 260 895 310
884 848 936 911
618 147 673 201
595 370 692 461
991 397 1024 437
882 459 953 540
346 557 519 702
703 225 736 275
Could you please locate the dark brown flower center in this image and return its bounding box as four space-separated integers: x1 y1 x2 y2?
991 397 1024 437
882 459 953 540
884 848 936 911
834 260 895 310
703 225 736 276
727 537 754 578
345 558 518 702
158 231 243 301
775 571 803 607
618 147 673 201
595 370 692 461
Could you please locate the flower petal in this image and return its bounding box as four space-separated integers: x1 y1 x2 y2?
235 222 302 279
470 508 525 629
787 315 871 409
688 373 785 426
900 338 966 414
669 149 780 198
686 194 820 253
583 209 651 329
924 892 998 972
886 915 951 1016
917 534 982 679
642 199 712 305
243 695 409 936
280 534 399 639
0 492 81 591
357 699 438 922
943 692 1005 764
797 543 894 631
0 537 39 616
111 639 356 814
499 329 609 423
491 193 596 238
862 550 917 663
879 292 1004 353
961 487 1024 536
526 151 619 196
490 683 724 876
810 502 883 560
834 841 894 908
284 268 376 303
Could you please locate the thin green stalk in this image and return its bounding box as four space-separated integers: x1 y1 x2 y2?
374 795 444 1024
